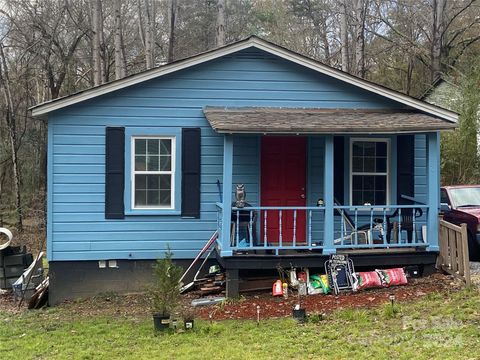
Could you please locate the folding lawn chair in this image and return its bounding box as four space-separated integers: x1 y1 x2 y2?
324 254 355 295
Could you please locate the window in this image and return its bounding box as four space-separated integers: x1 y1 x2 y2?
132 137 175 209
440 189 450 206
350 139 389 206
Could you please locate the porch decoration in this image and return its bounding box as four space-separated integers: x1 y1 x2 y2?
149 250 183 331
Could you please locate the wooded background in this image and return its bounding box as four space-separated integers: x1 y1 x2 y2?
0 0 479 232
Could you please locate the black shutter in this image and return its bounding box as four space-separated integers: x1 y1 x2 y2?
182 128 201 218
105 127 125 219
333 136 345 204
397 135 415 204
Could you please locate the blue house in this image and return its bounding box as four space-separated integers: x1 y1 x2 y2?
31 37 457 303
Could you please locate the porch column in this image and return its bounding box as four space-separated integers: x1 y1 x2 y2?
221 134 234 256
427 132 440 251
323 135 336 254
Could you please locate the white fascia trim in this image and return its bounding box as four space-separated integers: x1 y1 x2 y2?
31 37 458 123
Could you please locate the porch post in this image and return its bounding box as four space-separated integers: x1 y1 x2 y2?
221 134 234 256
427 132 440 251
323 135 336 254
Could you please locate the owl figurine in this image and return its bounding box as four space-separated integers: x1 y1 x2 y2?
235 184 246 208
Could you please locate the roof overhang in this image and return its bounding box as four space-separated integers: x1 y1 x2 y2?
203 107 457 134
31 36 458 123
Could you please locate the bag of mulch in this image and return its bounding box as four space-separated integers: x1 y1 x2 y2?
376 268 408 287
308 275 323 295
352 271 382 291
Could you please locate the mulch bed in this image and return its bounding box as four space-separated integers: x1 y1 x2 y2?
194 272 455 320
0 273 458 321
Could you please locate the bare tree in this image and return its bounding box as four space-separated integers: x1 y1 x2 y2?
339 0 349 72
216 0 226 47
114 0 127 79
352 0 368 77
91 0 106 85
167 0 177 62
0 43 23 231
431 0 446 81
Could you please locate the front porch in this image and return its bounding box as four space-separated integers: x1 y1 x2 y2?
208 114 441 258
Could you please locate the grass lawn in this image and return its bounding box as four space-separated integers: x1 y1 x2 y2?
1 287 480 360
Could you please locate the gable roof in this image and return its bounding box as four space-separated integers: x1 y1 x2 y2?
30 36 458 123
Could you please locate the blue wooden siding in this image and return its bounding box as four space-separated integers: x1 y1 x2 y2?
48 47 422 261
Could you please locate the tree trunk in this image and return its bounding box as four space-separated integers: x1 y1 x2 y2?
0 43 23 231
114 0 126 79
353 0 366 77
431 0 446 81
91 0 105 86
216 0 226 47
167 0 177 62
319 19 331 66
339 0 349 72
144 0 154 69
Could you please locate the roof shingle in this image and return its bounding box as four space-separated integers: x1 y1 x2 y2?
203 107 457 134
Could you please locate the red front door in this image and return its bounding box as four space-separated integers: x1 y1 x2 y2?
261 136 307 244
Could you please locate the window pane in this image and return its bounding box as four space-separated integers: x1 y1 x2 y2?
352 156 363 172
376 157 387 172
363 191 374 204
352 191 363 205
147 190 160 206
135 139 146 155
352 142 363 156
160 175 171 190
376 142 387 157
147 174 160 189
160 190 171 206
364 176 374 190
364 142 375 156
375 191 386 205
135 175 147 190
135 190 146 206
352 175 362 190
364 157 375 172
147 139 159 155
147 155 160 171
375 176 386 191
160 139 172 155
160 156 171 171
135 156 146 171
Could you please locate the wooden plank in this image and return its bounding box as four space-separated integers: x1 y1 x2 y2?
461 223 471 286
457 228 465 276
439 219 462 232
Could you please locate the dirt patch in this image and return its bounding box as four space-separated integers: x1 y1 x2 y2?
0 273 459 321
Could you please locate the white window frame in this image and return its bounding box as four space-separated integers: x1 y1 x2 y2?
349 138 390 207
131 136 176 210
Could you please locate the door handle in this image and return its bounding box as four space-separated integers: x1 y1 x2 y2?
300 194 305 199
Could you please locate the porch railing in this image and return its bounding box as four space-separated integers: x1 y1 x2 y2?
333 205 429 249
216 203 430 254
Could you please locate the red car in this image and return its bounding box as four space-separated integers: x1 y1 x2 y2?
441 185 480 260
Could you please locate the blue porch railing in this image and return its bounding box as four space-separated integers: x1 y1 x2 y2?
216 203 430 255
333 205 429 249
